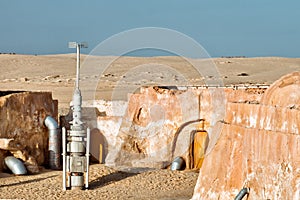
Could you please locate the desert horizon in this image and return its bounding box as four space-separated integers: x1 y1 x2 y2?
1 53 300 111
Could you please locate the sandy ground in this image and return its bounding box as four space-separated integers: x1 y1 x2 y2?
0 164 198 200
0 54 300 199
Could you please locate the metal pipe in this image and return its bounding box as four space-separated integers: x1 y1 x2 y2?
62 127 66 190
171 156 185 171
76 44 80 89
234 188 250 200
44 116 60 169
85 127 90 189
4 156 27 175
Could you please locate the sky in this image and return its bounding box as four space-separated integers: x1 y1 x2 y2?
0 0 299 57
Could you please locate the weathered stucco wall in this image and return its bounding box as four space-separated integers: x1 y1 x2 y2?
91 72 300 199
192 72 300 199
92 85 267 170
0 91 58 173
59 72 300 199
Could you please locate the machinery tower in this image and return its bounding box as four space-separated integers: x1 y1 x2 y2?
62 42 90 190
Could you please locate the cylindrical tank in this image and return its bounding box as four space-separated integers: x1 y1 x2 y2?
4 156 27 175
70 175 84 189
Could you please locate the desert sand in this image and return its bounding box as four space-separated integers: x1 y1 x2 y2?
0 164 198 200
1 54 300 112
0 54 299 199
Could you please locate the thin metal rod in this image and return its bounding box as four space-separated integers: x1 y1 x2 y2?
62 127 66 190
67 156 70 188
198 94 201 119
85 127 90 189
76 44 80 89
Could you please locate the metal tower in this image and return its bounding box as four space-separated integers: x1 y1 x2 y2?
62 42 90 190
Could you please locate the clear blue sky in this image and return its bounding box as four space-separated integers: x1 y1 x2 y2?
1 0 299 57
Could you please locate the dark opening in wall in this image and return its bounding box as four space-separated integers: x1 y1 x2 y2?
0 91 25 97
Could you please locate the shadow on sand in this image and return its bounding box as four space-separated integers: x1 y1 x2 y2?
89 171 138 189
0 174 58 187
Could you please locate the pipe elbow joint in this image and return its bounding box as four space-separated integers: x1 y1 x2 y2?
44 116 59 130
44 115 61 170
